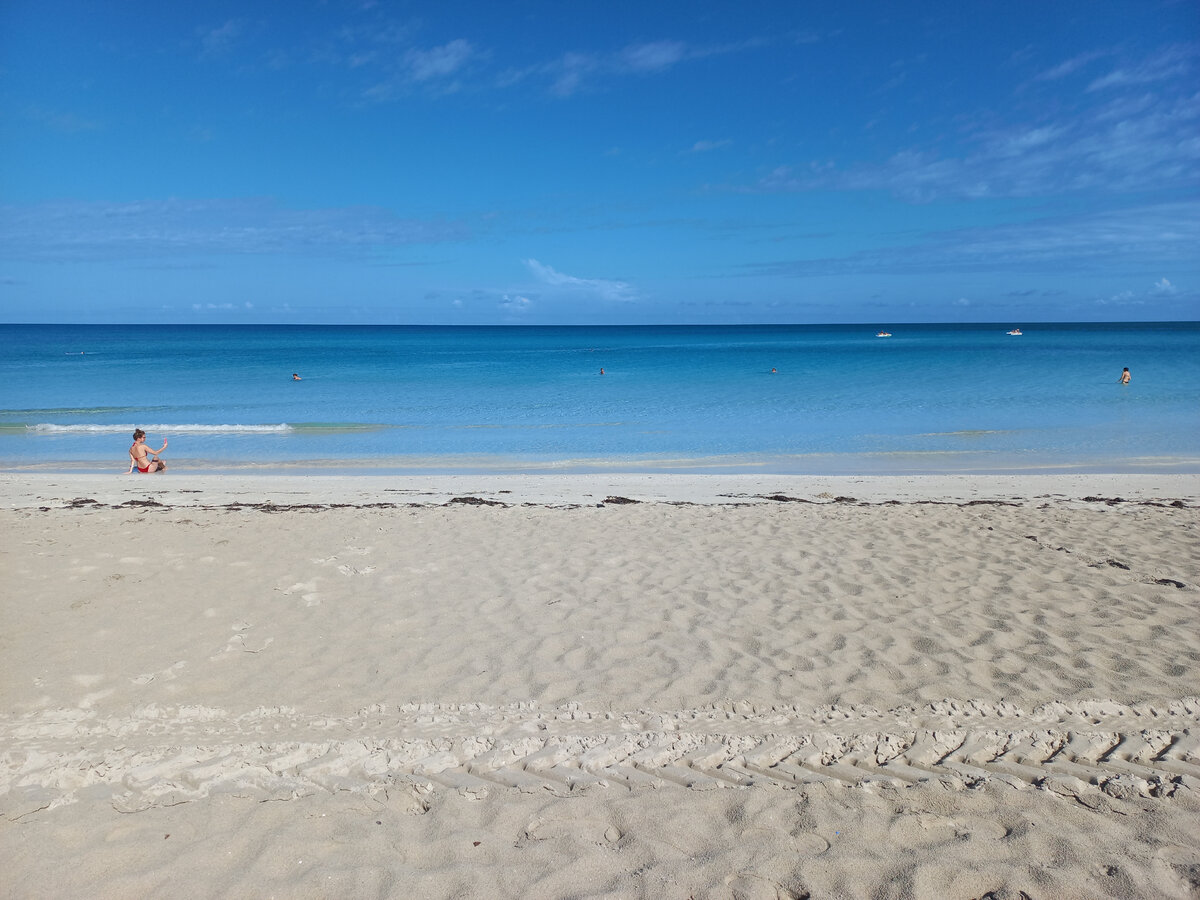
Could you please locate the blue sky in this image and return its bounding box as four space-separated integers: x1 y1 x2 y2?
1 1 1197 324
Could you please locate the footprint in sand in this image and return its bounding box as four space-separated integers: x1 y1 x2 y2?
210 625 274 659
744 825 829 857
521 815 623 845
279 580 321 606
131 660 186 685
316 547 374 572
726 874 803 899
887 812 963 849
79 689 113 709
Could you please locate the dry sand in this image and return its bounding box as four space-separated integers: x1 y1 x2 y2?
2 473 1199 899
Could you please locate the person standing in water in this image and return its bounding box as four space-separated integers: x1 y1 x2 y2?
126 429 167 474
1120 367 1131 384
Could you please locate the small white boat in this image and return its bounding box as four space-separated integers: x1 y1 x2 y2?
1006 328 1022 335
876 331 892 338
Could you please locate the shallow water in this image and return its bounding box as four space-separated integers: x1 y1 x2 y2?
2 322 1197 473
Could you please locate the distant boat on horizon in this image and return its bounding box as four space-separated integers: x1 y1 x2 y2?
876 331 892 338
1007 328 1023 335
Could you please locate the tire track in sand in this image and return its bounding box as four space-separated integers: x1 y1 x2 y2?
3 699 1198 817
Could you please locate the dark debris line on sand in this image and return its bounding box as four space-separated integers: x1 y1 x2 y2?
26 492 1196 513
226 501 403 513
1020 536 1194 591
753 494 1027 507
755 494 858 504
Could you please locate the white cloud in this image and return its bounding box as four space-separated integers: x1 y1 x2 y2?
1087 44 1193 91
1153 277 1177 294
755 47 1199 202
499 293 532 313
536 39 723 97
736 200 1199 277
620 41 686 72
198 20 243 57
548 52 599 98
524 258 635 302
689 139 732 153
0 198 468 261
1035 50 1107 82
26 105 100 133
1097 290 1142 306
472 34 760 98
406 39 473 82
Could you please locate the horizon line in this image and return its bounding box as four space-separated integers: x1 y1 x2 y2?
2 319 1199 329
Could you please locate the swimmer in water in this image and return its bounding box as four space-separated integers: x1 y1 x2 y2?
1120 367 1131 384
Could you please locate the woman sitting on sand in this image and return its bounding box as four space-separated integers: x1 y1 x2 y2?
126 429 167 474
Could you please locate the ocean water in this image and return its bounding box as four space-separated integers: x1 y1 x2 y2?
1 323 1198 474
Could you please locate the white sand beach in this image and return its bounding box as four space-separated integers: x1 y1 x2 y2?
2 473 1199 898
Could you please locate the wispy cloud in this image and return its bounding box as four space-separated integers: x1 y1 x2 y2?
545 52 601 98
192 301 254 311
756 46 1199 202
507 48 644 99
322 18 416 68
757 98 1199 201
499 293 533 314
0 199 468 261
1087 43 1194 91
360 37 479 101
198 20 244 58
737 201 1200 277
688 139 732 153
1005 288 1065 298
264 12 775 103
1095 290 1142 307
525 258 636 302
24 105 101 133
619 40 686 72
406 39 474 82
508 37 761 98
1034 50 1107 81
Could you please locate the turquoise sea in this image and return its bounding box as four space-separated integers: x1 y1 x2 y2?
1 323 1197 474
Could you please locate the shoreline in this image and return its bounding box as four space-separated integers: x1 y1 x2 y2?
4 449 1200 478
3 471 1199 508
